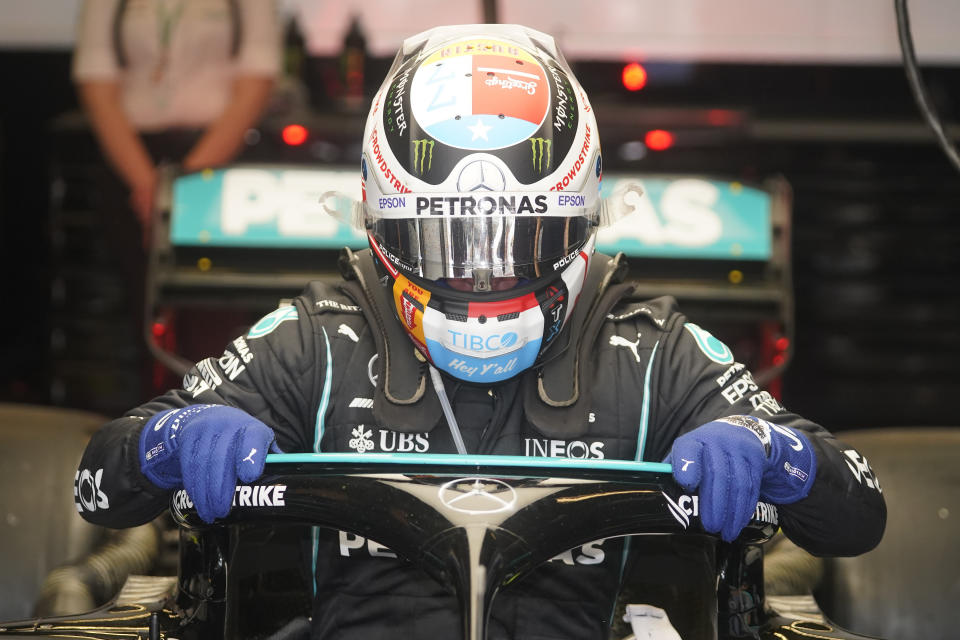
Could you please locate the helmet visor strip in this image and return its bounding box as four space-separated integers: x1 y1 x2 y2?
366 192 597 281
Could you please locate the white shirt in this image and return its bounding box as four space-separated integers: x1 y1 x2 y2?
73 0 280 132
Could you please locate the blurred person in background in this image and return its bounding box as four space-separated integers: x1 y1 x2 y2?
73 0 280 236
71 0 281 391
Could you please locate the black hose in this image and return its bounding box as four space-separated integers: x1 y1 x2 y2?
33 523 160 617
894 0 960 173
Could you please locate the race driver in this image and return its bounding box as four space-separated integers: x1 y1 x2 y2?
75 24 886 639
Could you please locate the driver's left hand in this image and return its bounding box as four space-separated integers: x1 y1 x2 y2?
665 415 817 541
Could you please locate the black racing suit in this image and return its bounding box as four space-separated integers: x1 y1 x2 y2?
75 267 886 639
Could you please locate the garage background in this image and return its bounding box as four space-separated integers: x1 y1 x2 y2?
0 2 957 637
2 0 956 428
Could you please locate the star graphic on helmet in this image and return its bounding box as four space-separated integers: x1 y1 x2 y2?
469 118 492 141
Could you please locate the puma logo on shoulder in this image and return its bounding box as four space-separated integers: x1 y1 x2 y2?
609 332 642 363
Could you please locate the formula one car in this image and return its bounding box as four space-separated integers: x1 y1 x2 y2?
0 454 884 640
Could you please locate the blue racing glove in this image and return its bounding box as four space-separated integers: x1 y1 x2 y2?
139 404 281 523
666 415 817 542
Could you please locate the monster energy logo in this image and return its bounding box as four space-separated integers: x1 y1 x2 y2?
530 138 552 172
412 139 434 174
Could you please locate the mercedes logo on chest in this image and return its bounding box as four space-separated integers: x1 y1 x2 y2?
438 477 518 515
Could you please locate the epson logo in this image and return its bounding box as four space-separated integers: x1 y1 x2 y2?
447 330 519 351
557 194 585 207
378 196 407 209
415 195 548 216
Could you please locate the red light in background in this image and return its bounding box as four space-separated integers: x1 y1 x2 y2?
707 109 738 126
621 62 647 91
282 124 308 146
152 321 166 339
644 129 674 151
775 337 790 352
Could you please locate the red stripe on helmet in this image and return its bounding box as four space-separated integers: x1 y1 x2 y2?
573 251 590 308
467 292 539 318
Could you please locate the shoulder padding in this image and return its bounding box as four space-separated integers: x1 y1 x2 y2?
338 248 443 433
522 253 636 438
605 295 682 332
299 280 364 316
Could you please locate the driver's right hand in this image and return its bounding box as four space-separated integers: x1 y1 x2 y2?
139 404 281 523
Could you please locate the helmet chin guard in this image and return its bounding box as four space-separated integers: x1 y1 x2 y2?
370 232 595 383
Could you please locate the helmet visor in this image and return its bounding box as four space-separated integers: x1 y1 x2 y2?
367 191 596 280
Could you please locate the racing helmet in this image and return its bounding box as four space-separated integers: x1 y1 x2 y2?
359 24 605 384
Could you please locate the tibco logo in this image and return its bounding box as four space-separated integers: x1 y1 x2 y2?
447 330 518 352
524 438 604 459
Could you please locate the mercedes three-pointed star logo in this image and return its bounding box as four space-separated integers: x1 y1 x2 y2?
438 477 518 515
456 160 506 192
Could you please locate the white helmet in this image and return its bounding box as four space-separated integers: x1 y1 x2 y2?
358 25 605 383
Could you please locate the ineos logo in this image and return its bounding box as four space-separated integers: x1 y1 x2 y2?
438 477 517 515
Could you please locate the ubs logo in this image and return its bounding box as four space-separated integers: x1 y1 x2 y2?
438 478 517 515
